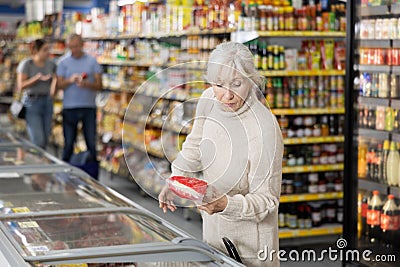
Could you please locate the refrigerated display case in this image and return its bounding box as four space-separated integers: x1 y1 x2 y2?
0 167 244 266
0 143 65 169
344 1 400 266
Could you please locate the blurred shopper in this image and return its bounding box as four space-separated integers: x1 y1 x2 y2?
159 42 283 266
17 39 57 148
56 34 102 163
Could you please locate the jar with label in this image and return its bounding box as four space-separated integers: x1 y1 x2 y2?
325 201 337 223
313 124 322 137
320 151 329 165
278 205 286 228
278 115 289 138
287 153 296 166
310 202 323 227
296 154 305 166
304 205 313 228
336 199 344 223
297 204 306 229
308 173 319 193
286 179 294 195
334 176 343 192
312 144 321 165
287 206 298 229
293 175 305 194
318 177 327 193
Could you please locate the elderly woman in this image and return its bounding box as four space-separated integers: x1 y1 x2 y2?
159 42 283 266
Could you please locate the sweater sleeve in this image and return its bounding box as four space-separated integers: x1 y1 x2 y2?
171 88 214 177
219 114 283 223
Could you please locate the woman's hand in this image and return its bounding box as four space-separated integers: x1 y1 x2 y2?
198 195 228 215
158 185 177 213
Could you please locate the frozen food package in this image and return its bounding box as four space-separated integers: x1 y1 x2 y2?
167 176 208 202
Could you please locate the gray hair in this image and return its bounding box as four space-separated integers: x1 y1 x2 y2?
206 42 265 91
66 33 83 44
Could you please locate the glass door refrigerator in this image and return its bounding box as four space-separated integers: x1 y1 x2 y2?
344 1 400 266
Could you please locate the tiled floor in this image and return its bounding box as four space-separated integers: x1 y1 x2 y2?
99 171 342 267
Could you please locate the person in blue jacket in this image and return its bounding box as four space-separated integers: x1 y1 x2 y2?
56 34 102 163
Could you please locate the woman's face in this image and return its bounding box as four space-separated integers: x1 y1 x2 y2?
212 73 250 112
36 43 50 60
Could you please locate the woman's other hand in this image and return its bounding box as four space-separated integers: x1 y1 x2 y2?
198 195 228 215
39 74 52 81
158 185 177 213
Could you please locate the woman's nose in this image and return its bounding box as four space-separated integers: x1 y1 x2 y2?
224 89 234 100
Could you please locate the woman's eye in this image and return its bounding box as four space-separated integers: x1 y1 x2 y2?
232 81 241 87
216 84 223 87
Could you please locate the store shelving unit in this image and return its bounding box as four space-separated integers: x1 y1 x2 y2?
344 2 400 266
259 23 346 241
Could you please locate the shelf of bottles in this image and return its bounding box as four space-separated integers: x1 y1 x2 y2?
279 224 342 239
245 0 347 238
280 192 343 203
351 2 400 263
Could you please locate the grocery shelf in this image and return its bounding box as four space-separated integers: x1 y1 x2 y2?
391 4 400 14
127 141 165 158
358 179 388 195
359 5 389 17
392 99 400 109
391 66 400 74
392 40 400 48
259 69 345 77
358 39 391 48
98 58 160 67
146 119 191 135
357 65 391 72
103 108 126 117
103 87 136 93
284 136 344 145
357 128 390 141
257 31 346 38
279 224 342 239
390 186 400 199
282 164 344 174
280 192 343 203
272 107 345 115
357 96 390 107
86 28 235 40
391 132 400 143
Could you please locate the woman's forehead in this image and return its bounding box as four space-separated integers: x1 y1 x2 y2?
215 69 245 82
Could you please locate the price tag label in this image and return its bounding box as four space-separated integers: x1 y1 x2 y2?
18 221 39 228
12 207 30 213
0 172 20 178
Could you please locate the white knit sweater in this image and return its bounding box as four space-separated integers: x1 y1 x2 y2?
171 88 283 267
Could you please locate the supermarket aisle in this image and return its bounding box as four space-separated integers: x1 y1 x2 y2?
99 171 341 267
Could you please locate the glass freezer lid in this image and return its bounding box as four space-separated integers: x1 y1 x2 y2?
0 211 179 257
0 131 20 144
0 172 128 213
0 145 57 166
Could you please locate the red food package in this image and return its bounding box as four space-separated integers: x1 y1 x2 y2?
168 176 208 201
81 72 88 79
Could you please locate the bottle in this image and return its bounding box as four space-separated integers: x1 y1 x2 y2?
380 194 399 248
261 43 268 71
367 190 383 244
366 146 376 180
381 140 390 184
386 141 400 186
385 107 394 132
358 140 368 178
374 143 383 182
361 193 369 238
368 108 376 129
